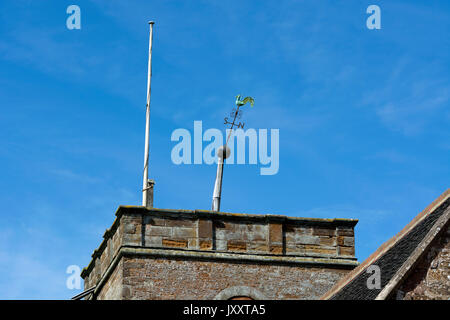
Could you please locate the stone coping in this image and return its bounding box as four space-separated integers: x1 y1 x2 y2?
116 206 359 226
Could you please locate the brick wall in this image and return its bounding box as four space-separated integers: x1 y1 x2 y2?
81 206 358 299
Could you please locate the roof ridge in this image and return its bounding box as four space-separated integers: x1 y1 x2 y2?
321 188 450 300
375 208 450 299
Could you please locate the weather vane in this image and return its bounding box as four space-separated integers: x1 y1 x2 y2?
223 94 254 143
211 94 255 212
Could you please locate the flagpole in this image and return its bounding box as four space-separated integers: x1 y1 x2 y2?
142 21 155 207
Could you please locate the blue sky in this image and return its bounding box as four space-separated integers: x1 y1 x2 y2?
0 0 448 299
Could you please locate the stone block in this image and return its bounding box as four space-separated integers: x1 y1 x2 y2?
312 228 336 236
248 242 269 253
188 238 199 249
253 224 264 233
337 227 354 237
124 224 137 234
215 229 226 240
269 223 283 243
145 236 162 247
304 245 336 256
199 240 212 250
162 239 188 248
247 231 266 241
227 240 247 252
285 245 301 255
147 226 172 237
337 236 354 247
216 239 227 251
144 216 166 226
166 218 195 228
270 245 283 254
123 233 141 246
172 227 196 238
297 227 313 235
223 231 245 241
319 236 336 246
339 246 355 256
295 235 320 245
198 220 213 238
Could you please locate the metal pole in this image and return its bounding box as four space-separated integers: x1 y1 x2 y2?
211 157 224 211
211 96 252 212
142 21 155 207
211 145 229 211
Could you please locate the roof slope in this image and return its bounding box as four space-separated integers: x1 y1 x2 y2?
321 189 450 300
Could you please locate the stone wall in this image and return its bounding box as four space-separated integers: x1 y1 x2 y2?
81 206 358 299
97 259 123 300
121 255 350 300
396 223 450 300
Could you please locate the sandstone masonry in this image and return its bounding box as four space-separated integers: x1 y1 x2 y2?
81 206 358 299
396 222 450 300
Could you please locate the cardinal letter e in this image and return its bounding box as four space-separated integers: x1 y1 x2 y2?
66 5 81 30
366 5 381 30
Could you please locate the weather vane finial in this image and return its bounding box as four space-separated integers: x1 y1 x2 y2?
223 94 255 143
211 94 255 212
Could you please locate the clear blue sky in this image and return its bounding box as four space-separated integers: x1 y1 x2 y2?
0 1 448 299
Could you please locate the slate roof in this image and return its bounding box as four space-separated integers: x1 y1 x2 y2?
321 189 450 300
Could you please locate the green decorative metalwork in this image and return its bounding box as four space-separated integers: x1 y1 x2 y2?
235 94 255 108
224 94 255 131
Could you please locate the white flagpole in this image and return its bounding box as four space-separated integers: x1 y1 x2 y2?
142 21 155 207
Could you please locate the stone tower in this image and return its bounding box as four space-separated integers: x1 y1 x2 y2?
80 206 358 299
